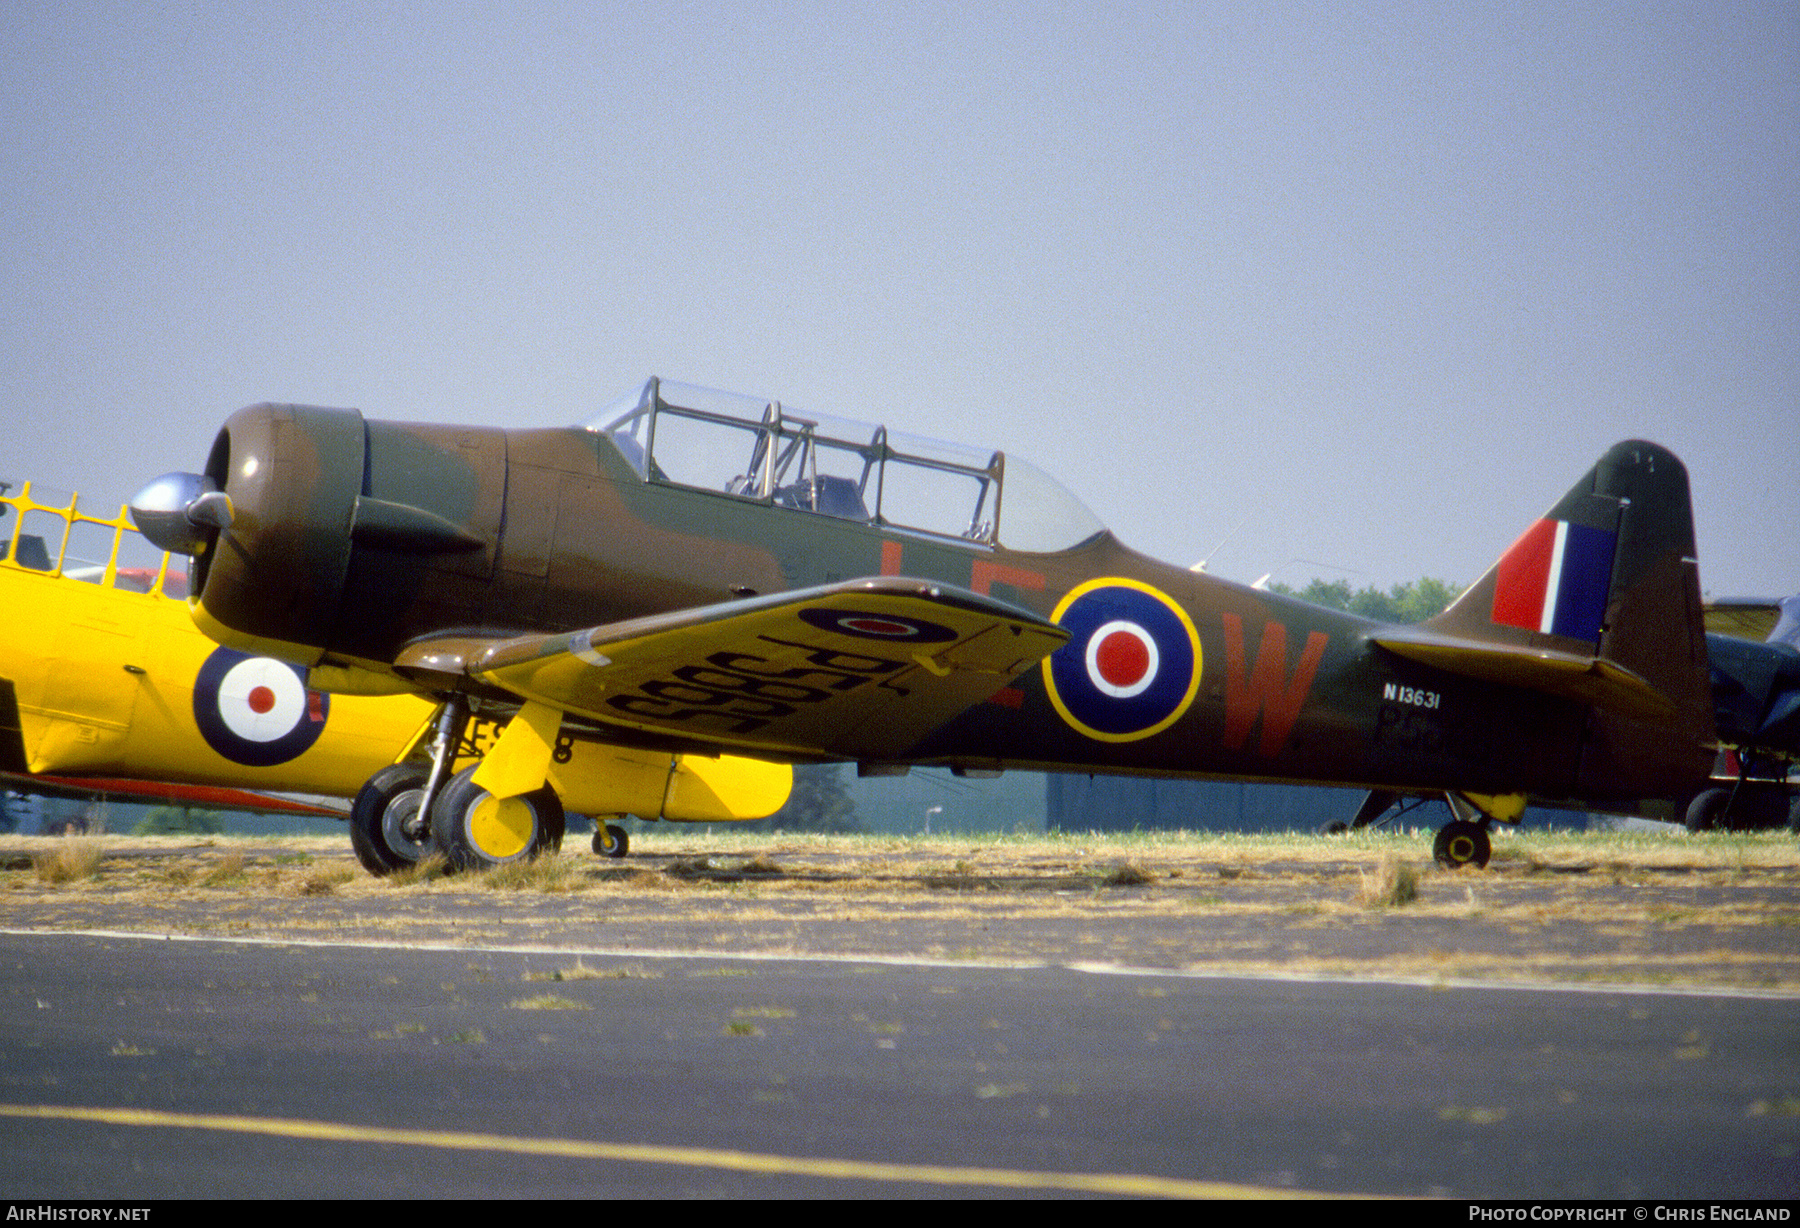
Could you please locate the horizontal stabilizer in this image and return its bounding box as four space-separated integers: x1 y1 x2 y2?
1370 628 1675 720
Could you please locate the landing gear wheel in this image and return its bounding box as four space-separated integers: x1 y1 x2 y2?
428 764 565 873
1318 820 1350 835
1685 788 1730 833
349 764 434 875
1433 819 1491 869
593 823 630 859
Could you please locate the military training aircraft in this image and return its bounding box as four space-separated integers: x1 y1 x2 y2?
1 477 779 867
1688 594 1800 831
130 376 1722 874
0 479 424 835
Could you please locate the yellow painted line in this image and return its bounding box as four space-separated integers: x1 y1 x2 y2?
0 1102 1344 1199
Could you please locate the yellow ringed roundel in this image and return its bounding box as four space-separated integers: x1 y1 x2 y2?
1042 577 1202 742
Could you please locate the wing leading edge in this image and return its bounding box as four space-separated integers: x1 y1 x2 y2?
443 578 1068 761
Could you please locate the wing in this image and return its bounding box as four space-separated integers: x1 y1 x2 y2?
421 578 1068 760
1703 598 1785 643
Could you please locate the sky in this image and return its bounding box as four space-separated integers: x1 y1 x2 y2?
5 1 1796 598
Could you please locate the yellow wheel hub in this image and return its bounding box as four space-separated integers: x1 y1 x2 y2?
467 794 535 861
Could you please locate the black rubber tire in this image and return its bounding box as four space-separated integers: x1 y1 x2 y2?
1318 820 1350 835
592 823 630 859
349 764 434 876
428 764 565 872
1433 819 1491 869
1684 787 1730 833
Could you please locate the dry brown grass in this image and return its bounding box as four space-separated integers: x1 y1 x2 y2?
481 852 583 893
32 838 102 884
1 823 1788 875
509 994 591 1011
526 959 661 981
1359 854 1421 908
0 827 1794 990
386 854 449 887
200 852 245 887
294 865 358 896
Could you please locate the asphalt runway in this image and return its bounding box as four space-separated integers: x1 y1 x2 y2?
0 929 1794 1199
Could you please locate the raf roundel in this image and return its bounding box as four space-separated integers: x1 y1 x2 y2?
1043 578 1201 742
797 607 958 643
192 647 331 766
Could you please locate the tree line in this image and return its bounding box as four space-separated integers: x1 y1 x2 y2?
1264 576 1463 624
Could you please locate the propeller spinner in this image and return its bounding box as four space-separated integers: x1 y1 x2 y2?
129 472 234 556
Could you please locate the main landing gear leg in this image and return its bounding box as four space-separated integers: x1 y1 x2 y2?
1322 790 1434 836
1686 749 1763 833
1320 789 1401 834
1434 792 1495 869
349 696 468 876
428 700 565 873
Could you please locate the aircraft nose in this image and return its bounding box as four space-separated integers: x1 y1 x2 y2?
129 471 234 556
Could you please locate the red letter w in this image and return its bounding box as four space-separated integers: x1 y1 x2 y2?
1221 615 1329 758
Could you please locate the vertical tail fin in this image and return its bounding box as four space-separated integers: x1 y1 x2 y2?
1426 440 1713 802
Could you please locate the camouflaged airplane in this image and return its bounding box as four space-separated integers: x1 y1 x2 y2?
1690 594 1800 832
1 474 772 867
130 377 1717 874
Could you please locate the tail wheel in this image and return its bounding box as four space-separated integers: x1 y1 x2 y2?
349 764 433 875
429 764 565 872
1433 819 1491 869
593 822 630 859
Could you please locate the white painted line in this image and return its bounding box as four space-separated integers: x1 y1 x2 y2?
2 926 1794 1000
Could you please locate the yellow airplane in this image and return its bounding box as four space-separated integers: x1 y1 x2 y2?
0 479 790 872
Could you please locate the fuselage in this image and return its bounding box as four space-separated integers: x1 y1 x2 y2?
180 395 1645 811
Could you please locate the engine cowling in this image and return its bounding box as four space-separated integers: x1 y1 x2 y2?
135 403 507 676
186 403 363 665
